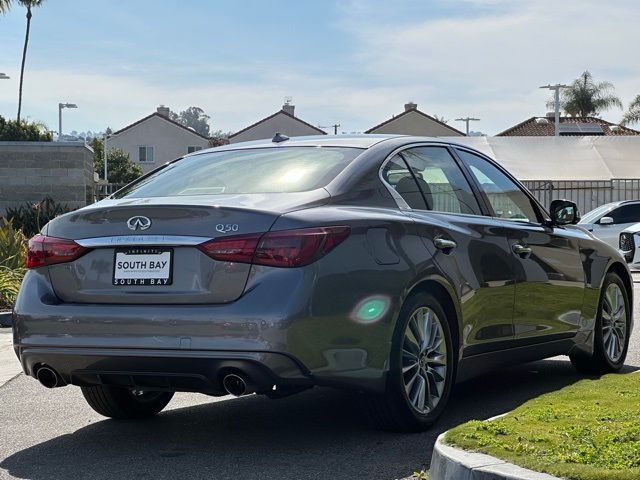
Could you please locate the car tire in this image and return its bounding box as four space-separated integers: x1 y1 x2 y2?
367 292 455 432
570 272 630 374
81 385 174 419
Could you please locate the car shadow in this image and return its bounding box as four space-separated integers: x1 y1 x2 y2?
1 359 637 480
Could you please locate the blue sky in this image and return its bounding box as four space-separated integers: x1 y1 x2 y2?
0 0 639 135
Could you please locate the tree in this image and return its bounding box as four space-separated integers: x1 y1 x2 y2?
90 137 143 184
170 106 211 137
433 114 449 124
208 129 232 147
3 0 45 123
547 71 623 118
0 114 51 140
621 95 640 126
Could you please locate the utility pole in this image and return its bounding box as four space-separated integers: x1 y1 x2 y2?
539 84 569 136
455 117 480 135
103 133 108 183
319 123 341 135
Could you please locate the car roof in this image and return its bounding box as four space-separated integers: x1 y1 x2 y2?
188 134 447 156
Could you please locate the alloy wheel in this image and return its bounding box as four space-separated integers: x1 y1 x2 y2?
401 307 448 414
601 283 627 363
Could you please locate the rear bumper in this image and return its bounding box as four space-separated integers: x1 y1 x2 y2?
16 345 310 394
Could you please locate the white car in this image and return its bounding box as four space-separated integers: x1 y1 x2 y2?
578 200 640 249
620 223 640 270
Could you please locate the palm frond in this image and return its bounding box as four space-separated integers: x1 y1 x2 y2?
621 95 640 126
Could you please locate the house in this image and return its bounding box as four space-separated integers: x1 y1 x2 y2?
228 102 326 143
107 106 210 174
497 115 640 136
365 103 465 137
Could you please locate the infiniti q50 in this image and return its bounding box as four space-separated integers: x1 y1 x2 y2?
12 135 632 431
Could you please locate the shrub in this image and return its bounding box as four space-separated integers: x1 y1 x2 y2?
4 196 73 237
0 266 24 309
0 218 27 269
0 115 52 141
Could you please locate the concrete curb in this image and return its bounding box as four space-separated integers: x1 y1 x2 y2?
429 432 562 480
0 311 12 328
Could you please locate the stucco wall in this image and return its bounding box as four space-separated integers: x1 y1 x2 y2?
0 141 94 215
369 110 464 136
107 115 210 174
229 111 326 143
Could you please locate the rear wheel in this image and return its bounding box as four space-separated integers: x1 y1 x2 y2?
367 293 455 432
570 272 630 374
81 385 174 419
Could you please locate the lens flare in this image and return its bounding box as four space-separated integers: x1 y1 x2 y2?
350 296 390 323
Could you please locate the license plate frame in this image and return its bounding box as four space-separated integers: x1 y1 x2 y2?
112 247 174 286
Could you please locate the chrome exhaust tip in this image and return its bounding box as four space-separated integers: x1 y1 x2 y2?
222 373 248 396
36 366 63 388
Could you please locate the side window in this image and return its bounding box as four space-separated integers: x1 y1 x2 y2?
456 149 540 223
608 204 640 224
382 147 481 215
382 155 428 210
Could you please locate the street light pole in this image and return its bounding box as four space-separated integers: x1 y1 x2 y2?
455 117 480 135
58 102 78 141
103 133 108 182
539 84 569 136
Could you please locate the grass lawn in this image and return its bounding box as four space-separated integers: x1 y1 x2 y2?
445 373 640 480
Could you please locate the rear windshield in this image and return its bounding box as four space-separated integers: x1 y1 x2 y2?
113 147 362 198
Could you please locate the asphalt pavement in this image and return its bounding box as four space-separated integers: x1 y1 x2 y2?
1 280 638 480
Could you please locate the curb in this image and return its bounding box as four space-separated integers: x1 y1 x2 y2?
430 432 561 480
0 311 12 328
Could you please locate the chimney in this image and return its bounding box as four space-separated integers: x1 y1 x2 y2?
404 102 417 112
157 105 170 117
282 102 295 116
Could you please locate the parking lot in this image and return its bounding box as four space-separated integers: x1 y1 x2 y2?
0 279 638 480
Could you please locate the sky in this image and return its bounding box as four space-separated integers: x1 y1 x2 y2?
0 0 639 136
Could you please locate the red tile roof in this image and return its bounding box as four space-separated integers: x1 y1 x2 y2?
497 116 640 136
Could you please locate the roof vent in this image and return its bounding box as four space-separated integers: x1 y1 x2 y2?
272 132 290 143
535 118 551 124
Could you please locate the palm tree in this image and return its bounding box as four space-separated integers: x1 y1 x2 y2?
547 71 623 117
0 0 45 122
621 95 640 126
16 0 45 123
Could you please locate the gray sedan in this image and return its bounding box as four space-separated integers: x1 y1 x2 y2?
12 135 633 432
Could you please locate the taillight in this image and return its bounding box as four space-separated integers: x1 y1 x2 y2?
26 235 88 269
197 226 350 267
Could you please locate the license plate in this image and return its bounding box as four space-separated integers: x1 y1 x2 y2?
113 247 173 286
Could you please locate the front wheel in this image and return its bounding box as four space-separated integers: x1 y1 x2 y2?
367 292 455 432
81 385 174 419
570 272 630 374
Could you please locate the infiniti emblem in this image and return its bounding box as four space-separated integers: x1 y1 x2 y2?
127 216 152 231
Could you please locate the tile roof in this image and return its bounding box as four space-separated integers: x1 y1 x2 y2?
110 112 210 140
228 109 327 139
365 107 466 136
497 116 640 136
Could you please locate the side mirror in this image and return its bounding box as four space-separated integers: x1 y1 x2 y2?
599 216 614 225
550 199 580 226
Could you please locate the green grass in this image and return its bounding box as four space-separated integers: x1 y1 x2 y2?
445 373 640 480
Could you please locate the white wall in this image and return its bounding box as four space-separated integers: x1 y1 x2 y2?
229 111 325 143
107 115 210 174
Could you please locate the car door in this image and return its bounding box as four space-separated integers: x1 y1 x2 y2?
592 203 640 249
455 148 585 341
381 145 517 355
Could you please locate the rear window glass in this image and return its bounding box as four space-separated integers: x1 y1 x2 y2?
113 147 362 198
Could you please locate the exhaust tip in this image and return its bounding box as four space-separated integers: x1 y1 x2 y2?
36 366 61 388
222 373 248 396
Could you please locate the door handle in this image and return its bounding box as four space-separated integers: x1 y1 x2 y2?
434 237 457 252
512 243 532 257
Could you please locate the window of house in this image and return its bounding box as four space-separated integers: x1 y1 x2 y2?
188 146 203 154
138 146 154 163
